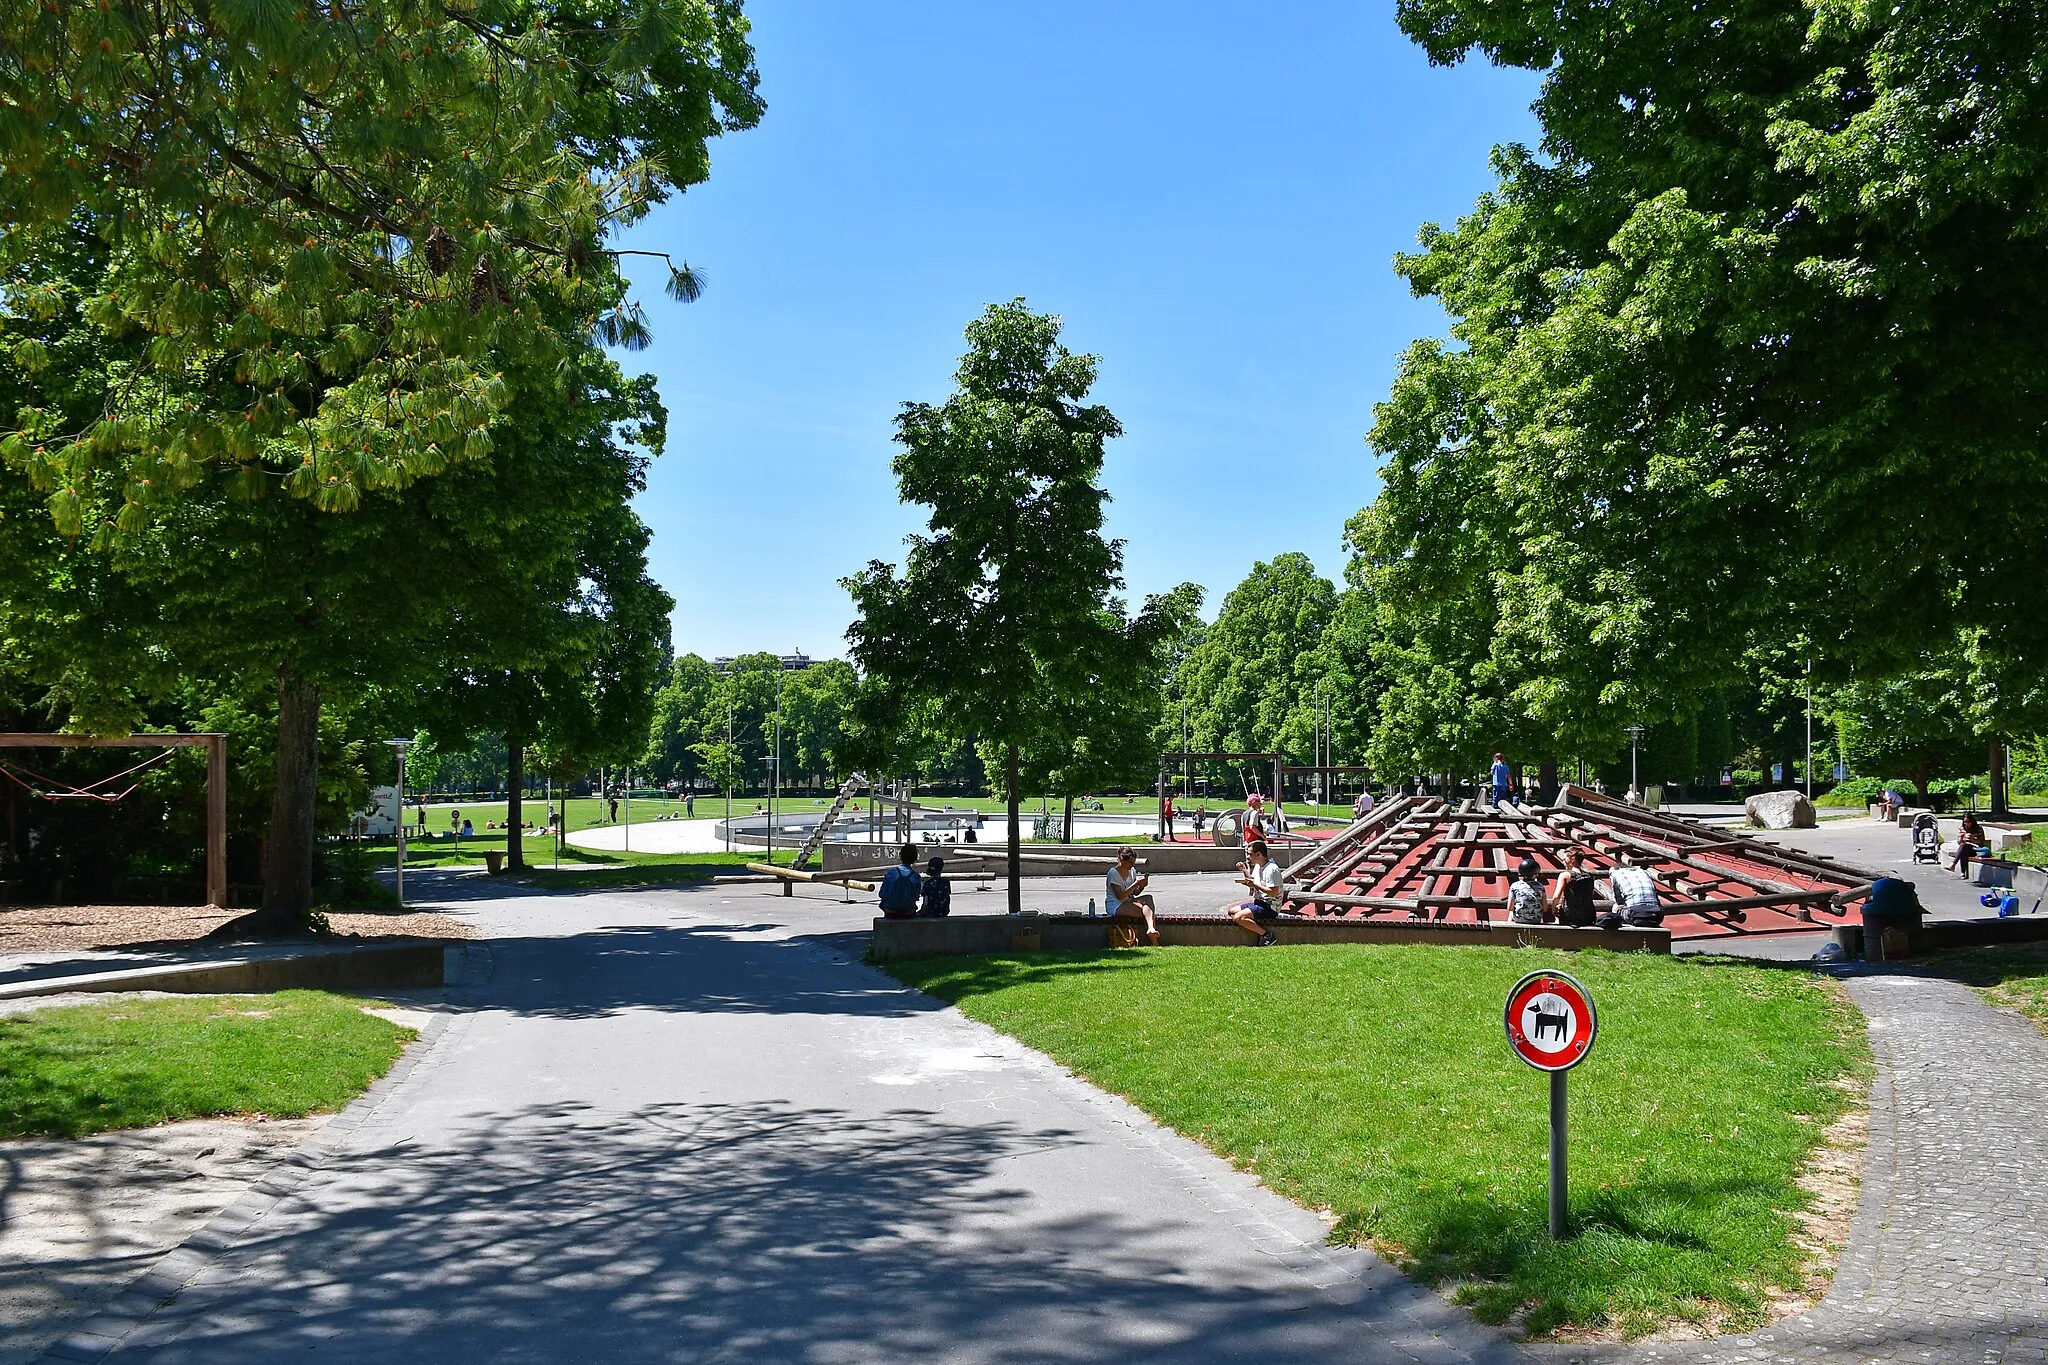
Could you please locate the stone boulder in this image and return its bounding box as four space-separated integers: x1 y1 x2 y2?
1745 790 1817 830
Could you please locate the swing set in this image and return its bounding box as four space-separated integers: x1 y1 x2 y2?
0 733 228 906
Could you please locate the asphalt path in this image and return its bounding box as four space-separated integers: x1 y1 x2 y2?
67 878 1520 1365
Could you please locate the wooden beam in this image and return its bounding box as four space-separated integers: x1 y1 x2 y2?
205 734 227 908
0 733 221 747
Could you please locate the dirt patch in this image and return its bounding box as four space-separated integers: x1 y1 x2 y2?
0 904 474 955
0 1115 327 1365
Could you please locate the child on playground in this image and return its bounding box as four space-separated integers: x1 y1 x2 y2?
1507 857 1546 923
1223 840 1286 946
918 856 952 918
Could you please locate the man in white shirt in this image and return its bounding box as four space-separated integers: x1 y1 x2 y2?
1223 840 1287 946
1607 854 1664 926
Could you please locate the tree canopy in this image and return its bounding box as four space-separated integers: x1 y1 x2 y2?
0 0 760 530
1348 0 2048 785
844 300 1190 910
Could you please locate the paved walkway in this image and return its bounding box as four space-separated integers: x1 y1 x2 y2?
51 884 1518 1364
39 878 2048 1363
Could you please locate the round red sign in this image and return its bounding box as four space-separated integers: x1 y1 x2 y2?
1504 970 1596 1072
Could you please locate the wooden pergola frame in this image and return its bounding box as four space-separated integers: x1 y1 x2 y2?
0 733 228 907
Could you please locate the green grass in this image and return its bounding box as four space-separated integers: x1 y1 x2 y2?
886 946 1868 1339
0 991 416 1139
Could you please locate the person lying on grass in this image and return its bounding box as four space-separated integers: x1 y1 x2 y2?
1106 846 1160 944
1223 840 1287 946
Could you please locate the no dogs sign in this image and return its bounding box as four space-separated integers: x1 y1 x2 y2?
1504 971 1596 1072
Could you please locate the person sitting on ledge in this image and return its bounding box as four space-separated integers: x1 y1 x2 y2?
1950 811 1989 879
918 856 952 918
877 844 922 920
1507 857 1547 924
1223 840 1287 946
1606 853 1663 927
1106 846 1160 944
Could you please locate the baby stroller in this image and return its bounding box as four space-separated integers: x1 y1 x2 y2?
1910 812 1941 865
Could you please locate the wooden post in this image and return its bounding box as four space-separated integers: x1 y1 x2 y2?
206 733 228 908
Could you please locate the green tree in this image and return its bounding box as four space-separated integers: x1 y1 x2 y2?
1365 0 2048 729
780 659 858 786
1 0 761 528
642 653 719 787
1831 666 1979 803
844 301 1182 912
1177 553 1335 764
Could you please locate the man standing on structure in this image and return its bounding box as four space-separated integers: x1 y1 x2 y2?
1490 752 1511 805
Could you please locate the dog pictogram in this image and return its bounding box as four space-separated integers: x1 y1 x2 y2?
1527 1002 1568 1041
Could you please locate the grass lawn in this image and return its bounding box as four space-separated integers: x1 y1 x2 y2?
0 990 416 1139
887 945 1868 1339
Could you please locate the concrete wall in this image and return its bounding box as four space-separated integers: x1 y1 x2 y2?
869 914 1670 960
1832 911 2048 961
0 943 451 1002
820 841 1253 877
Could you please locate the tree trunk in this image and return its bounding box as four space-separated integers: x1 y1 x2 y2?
258 665 320 930
506 741 527 870
1063 792 1075 847
1006 742 1022 917
1540 756 1558 804
1989 737 2008 817
1912 765 1931 805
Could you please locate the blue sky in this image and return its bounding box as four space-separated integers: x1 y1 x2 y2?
613 1 1540 661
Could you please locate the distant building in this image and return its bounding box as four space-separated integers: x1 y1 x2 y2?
711 652 815 674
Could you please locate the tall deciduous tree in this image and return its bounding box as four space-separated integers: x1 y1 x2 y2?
1178 553 1335 764
844 301 1181 913
0 0 761 527
1363 0 2048 742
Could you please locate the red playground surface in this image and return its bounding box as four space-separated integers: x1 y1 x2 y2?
1268 787 1882 942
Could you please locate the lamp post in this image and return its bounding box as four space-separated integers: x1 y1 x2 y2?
1624 726 1645 803
1805 658 1814 800
384 738 412 909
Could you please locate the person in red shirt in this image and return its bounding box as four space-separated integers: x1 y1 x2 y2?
1162 791 1176 842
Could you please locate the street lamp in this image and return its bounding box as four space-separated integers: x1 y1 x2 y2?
1624 726 1645 804
384 738 412 909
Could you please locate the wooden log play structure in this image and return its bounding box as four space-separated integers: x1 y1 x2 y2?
1279 784 1886 942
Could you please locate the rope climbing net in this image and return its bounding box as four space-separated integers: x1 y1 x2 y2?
0 747 180 802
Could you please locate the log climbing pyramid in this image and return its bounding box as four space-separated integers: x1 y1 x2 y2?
1282 786 1884 941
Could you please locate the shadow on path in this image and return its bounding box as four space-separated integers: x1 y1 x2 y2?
124 1098 1496 1365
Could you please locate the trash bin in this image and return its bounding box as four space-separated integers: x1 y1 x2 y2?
483 849 505 875
1860 876 1924 962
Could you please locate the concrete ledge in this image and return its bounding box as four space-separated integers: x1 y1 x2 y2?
868 915 1669 960
0 942 452 1002
1831 916 2048 959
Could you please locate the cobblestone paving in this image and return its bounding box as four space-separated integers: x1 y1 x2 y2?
1552 970 2048 1363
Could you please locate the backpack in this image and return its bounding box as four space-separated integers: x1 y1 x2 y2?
1557 873 1598 926
878 865 921 915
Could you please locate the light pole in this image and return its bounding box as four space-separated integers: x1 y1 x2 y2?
724 700 734 854
384 738 412 909
1624 726 1645 803
771 672 783 864
1804 658 1814 800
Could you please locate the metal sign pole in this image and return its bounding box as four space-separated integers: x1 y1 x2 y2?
1549 1070 1568 1239
1505 969 1595 1241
